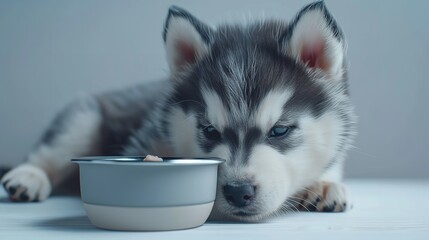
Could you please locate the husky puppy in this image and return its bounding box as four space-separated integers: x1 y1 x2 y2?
2 1 355 221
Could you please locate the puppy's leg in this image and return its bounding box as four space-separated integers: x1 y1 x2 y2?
1 97 102 202
292 161 350 212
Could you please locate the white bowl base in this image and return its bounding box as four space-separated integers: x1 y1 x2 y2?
83 202 214 231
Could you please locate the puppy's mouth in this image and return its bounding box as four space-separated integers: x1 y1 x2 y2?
227 210 270 222
231 211 263 219
232 210 259 217
212 200 278 222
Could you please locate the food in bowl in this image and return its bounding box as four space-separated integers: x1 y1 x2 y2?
143 155 163 162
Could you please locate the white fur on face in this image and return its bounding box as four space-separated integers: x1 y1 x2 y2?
253 89 293 132
285 111 344 188
201 89 228 129
246 144 290 216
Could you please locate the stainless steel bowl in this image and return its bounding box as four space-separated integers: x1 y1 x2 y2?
72 156 225 231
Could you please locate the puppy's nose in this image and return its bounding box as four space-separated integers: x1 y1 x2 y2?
223 184 256 207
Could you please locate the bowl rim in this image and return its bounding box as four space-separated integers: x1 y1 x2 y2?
71 156 225 166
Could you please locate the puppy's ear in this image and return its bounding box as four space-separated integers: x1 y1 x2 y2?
280 1 345 79
163 6 214 76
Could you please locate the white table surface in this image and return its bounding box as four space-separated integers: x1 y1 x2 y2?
1 179 428 240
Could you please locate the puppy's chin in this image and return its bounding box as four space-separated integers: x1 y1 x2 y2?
210 208 276 223
209 199 282 223
229 211 275 223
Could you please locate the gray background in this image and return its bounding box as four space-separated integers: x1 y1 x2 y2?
0 0 428 178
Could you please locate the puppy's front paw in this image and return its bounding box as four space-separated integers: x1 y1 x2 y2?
1 164 52 202
292 181 350 212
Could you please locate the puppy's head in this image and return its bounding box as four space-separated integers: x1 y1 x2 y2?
163 2 355 221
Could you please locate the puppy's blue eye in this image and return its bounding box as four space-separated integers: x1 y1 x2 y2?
269 126 294 138
203 125 221 141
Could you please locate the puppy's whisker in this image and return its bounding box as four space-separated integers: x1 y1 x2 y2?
302 187 320 199
288 196 318 209
287 198 310 212
283 201 300 214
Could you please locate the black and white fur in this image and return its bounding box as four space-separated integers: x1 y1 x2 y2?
2 1 356 221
